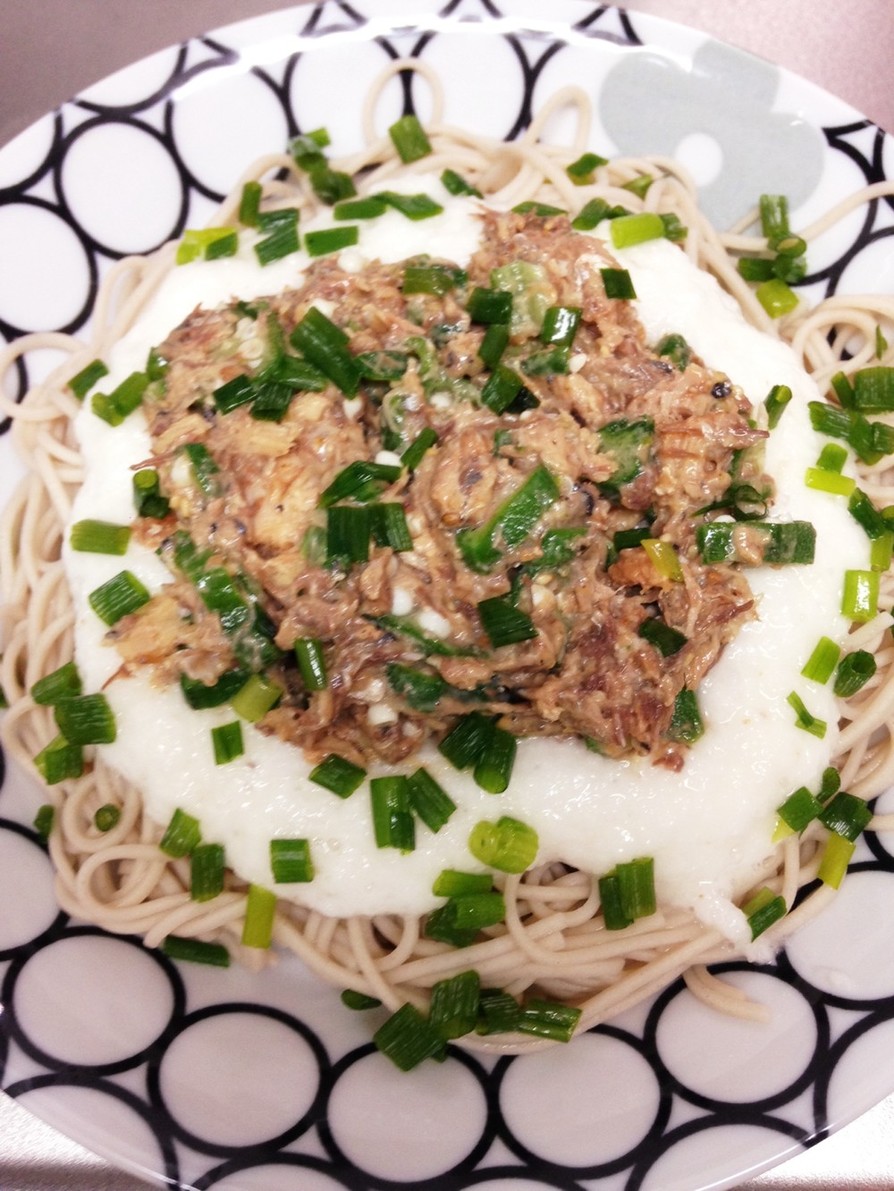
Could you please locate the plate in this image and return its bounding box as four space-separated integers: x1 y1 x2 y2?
2 3 894 1189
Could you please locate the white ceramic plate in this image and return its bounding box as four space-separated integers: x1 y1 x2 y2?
3 4 894 1189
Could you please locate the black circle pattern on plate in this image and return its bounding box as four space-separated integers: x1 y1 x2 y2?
1 3 894 1190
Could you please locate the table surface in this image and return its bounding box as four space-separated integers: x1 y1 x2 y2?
1 2 893 1188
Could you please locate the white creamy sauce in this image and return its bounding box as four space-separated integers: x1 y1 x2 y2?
65 178 869 946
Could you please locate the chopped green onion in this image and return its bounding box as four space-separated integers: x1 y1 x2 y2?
540 305 581 347
764 384 793 429
456 464 559 573
290 306 360 396
834 650 877 698
270 837 314 883
402 263 466 296
333 196 388 220
439 712 496 770
238 180 262 226
512 200 566 217
609 212 665 248
601 267 636 300
429 970 480 1040
425 892 506 945
371 613 479 659
190 842 225 902
294 637 328 691
31 661 82 705
254 209 300 265
759 194 791 245
241 883 277 949
176 227 238 264
571 197 630 230
181 442 220 497
467 286 513 325
742 887 787 940
756 279 799 318
387 664 447 712
440 168 482 198
480 364 525 414
68 358 109 399
819 790 872 841
407 767 457 833
477 594 537 648
432 869 492 897
371 776 415 852
849 488 889 540
565 151 608 184
341 989 382 1010
401 427 438 471
304 225 359 257
876 326 889 359
229 672 282 722
319 459 401 507
289 127 330 168
309 753 365 798
53 693 116 745
776 786 821 835
695 521 816 566
308 164 356 205
801 636 841 684
389 114 432 163
179 669 249 710
162 936 230 968
804 466 856 497
667 687 704 744
33 803 55 840
637 617 687 657
70 518 131 555
468 815 538 874
473 725 517 794
91 370 149 426
642 538 683 581
211 720 244 765
737 257 775 283
133 468 170 518
872 531 894 571
476 988 523 1034
159 808 201 858
787 690 827 739
622 173 653 199
842 569 879 622
249 379 295 423
852 367 894 412
212 374 254 414
34 736 83 785
517 999 581 1043
94 804 121 833
370 502 413 552
656 333 692 371
326 504 371 567
818 833 855 888
377 191 443 221
374 1003 445 1070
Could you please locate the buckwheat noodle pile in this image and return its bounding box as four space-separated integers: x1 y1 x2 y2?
3 65 894 1053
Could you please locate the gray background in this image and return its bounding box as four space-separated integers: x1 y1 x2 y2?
0 2 893 1188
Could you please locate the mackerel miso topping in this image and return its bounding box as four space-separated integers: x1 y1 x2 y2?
114 210 775 770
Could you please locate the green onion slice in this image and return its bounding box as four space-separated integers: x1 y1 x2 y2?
53 693 116 745
309 753 365 798
241 883 277 949
70 519 131 556
270 838 314 883
31 661 82 706
373 1003 445 1071
162 936 231 967
468 815 538 873
159 807 202 858
190 843 225 902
